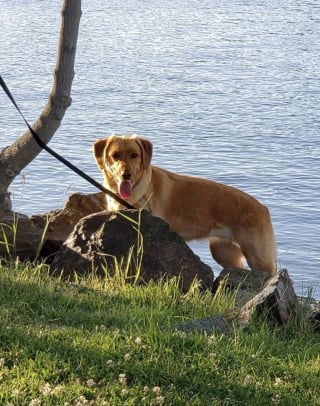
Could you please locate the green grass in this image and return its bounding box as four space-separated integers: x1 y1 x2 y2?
0 260 319 405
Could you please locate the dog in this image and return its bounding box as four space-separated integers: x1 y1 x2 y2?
93 134 277 275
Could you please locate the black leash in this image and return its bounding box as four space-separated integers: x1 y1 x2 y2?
0 75 135 210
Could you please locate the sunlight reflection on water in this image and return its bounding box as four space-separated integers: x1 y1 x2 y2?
1 0 319 297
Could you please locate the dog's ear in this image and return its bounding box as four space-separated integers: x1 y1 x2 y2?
93 138 109 169
137 137 153 169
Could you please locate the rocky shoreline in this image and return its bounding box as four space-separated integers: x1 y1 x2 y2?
1 191 319 334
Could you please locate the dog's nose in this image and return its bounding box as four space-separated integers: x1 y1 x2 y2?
122 171 131 181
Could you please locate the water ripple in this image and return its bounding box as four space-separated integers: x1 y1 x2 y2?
1 0 319 297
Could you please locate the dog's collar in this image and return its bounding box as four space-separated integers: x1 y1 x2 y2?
112 192 152 212
136 194 152 212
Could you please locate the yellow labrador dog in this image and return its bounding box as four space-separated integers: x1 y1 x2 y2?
93 135 277 275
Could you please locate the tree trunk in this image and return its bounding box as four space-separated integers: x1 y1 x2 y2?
0 0 82 217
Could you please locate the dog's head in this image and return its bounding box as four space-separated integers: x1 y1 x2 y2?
93 135 153 200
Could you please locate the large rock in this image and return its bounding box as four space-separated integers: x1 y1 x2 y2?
50 209 214 292
0 192 107 260
212 268 271 307
213 268 298 326
0 211 44 260
34 192 107 257
237 269 298 326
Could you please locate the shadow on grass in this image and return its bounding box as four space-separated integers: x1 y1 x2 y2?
0 269 140 332
1 268 320 405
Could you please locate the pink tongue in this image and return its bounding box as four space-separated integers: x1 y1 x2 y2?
119 180 132 200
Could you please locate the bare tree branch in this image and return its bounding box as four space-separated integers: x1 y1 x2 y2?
0 0 82 216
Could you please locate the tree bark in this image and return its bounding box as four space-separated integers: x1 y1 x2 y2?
0 0 82 217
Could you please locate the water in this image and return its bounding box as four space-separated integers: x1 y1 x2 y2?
1 0 319 298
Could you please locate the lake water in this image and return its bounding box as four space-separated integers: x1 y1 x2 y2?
1 0 319 298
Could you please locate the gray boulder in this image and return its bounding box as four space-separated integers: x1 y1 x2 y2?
50 209 214 292
168 314 233 336
213 268 298 326
212 268 271 307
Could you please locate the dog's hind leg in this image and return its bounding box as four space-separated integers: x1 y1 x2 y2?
244 249 277 276
209 237 245 269
238 233 277 276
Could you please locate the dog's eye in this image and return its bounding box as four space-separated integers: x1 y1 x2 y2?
130 153 138 159
112 152 120 160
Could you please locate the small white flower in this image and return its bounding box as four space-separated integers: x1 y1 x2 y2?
118 373 127 385
29 400 41 406
152 386 161 396
134 336 143 345
51 385 63 395
121 388 129 397
0 358 5 367
272 394 281 404
243 374 253 386
274 377 282 386
155 396 165 405
124 353 131 361
86 379 96 387
40 383 52 396
75 395 89 405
